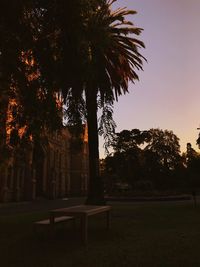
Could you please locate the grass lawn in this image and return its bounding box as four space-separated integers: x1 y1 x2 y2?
1 200 200 267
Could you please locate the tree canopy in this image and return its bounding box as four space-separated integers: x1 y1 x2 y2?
103 128 185 193
0 0 146 204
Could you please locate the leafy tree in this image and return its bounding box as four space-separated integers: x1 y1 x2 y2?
104 129 149 191
186 143 200 191
197 132 200 148
104 129 148 192
112 129 149 153
105 128 183 192
0 1 62 154
186 143 198 162
103 148 141 192
0 2 29 169
145 128 181 170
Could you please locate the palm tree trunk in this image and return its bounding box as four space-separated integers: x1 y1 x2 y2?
85 88 105 205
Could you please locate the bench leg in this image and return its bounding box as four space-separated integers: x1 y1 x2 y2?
81 215 88 245
106 210 111 229
71 218 76 230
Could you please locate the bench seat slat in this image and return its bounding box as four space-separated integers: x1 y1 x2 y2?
35 216 74 225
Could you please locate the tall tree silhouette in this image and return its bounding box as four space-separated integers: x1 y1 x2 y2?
76 1 146 204
37 0 146 204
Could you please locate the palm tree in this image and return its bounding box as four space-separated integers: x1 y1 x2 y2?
64 0 146 204
11 0 145 204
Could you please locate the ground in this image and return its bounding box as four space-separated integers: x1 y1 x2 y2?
0 197 200 267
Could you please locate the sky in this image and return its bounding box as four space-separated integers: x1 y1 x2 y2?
99 0 200 158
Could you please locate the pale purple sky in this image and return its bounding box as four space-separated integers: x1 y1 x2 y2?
100 0 200 157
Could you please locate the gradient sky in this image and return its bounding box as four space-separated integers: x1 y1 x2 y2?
99 0 200 157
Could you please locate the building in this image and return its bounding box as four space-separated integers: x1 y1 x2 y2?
0 126 89 202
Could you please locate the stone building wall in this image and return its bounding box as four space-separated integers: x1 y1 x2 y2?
0 126 89 202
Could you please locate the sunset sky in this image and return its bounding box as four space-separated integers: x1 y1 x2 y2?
100 0 200 157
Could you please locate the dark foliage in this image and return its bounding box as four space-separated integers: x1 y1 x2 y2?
103 128 189 194
0 1 145 204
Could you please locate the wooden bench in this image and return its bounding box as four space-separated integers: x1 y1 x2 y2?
50 205 111 244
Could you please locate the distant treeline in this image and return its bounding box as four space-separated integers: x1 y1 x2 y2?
101 128 200 195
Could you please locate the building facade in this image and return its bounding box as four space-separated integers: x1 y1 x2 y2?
0 126 89 202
